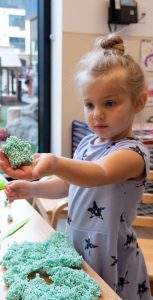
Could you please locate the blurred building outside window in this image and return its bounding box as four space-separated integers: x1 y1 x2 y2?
0 0 38 178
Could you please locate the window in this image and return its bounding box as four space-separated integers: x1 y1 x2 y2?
9 15 25 30
9 37 25 52
0 0 51 182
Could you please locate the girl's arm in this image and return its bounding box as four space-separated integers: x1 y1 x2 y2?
32 150 145 187
31 177 69 198
0 149 145 187
5 177 69 202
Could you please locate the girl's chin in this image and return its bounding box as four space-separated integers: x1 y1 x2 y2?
96 135 111 141
95 131 110 139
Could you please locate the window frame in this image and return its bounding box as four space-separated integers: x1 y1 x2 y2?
38 0 51 152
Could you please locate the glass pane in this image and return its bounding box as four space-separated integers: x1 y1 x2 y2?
0 0 38 175
9 15 25 30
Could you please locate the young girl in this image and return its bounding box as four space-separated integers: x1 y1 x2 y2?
0 35 151 300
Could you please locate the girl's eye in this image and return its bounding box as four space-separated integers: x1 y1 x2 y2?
85 102 94 109
104 100 116 107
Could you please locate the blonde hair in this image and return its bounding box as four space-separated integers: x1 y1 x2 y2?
75 35 146 99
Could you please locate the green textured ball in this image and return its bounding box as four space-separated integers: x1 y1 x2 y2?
2 136 34 169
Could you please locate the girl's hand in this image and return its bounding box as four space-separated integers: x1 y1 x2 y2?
5 180 33 202
0 150 36 180
31 153 57 179
0 151 57 180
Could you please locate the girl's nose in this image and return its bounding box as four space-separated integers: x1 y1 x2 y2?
93 108 104 120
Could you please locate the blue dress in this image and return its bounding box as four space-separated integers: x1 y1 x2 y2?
66 134 151 300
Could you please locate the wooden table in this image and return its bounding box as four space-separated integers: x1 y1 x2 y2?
0 190 121 300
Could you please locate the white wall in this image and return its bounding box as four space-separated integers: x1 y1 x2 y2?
63 0 108 34
63 0 153 36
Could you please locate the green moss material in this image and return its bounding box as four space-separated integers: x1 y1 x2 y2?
2 232 102 300
6 268 101 300
2 136 33 168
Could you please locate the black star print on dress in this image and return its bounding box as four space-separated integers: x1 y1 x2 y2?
106 137 139 150
111 256 118 266
85 238 98 256
67 216 72 225
136 243 140 256
81 149 87 160
120 212 125 222
124 233 136 248
136 180 146 188
115 270 130 292
137 280 149 298
88 201 105 219
107 141 117 149
129 146 146 158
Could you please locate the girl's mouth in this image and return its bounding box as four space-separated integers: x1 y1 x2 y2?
95 125 108 129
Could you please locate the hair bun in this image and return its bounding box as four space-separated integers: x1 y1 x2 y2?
100 35 124 55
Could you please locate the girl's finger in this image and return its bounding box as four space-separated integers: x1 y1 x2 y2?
32 153 42 159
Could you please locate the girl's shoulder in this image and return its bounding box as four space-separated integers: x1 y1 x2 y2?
113 137 149 155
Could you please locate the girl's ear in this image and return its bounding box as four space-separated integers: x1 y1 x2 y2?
134 91 148 113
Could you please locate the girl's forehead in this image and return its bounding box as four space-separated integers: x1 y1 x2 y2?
96 69 126 86
84 71 127 95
